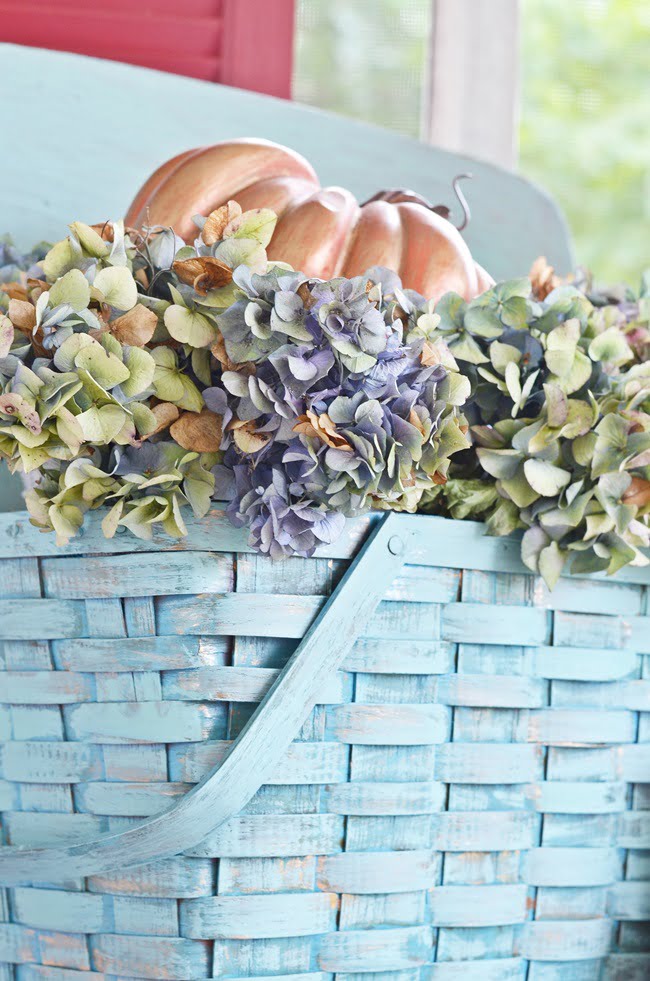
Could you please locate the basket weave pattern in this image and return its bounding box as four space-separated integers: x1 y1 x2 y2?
0 511 649 979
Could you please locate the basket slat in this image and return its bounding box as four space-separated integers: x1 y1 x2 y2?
0 512 648 976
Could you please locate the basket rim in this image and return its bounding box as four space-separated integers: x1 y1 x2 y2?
1 504 649 584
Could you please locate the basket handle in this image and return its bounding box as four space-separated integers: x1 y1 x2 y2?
0 512 412 884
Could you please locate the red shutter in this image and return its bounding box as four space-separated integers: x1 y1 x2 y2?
0 0 295 96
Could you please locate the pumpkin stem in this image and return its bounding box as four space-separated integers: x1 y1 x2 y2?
362 173 473 232
449 174 472 231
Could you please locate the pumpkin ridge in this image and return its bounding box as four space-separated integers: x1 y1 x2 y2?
125 138 492 297
127 147 206 231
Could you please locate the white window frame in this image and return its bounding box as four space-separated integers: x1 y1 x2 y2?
422 0 521 170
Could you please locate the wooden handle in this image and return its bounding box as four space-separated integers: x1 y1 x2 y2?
0 512 413 885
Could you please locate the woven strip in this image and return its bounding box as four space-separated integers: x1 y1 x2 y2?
0 513 649 979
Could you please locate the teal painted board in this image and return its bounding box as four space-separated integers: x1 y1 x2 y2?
0 509 648 977
0 45 572 280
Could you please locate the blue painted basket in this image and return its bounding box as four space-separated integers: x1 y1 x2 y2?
0 506 648 980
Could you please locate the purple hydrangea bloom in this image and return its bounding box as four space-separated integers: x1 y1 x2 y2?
211 265 469 556
226 460 345 559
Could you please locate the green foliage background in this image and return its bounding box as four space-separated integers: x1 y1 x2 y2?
293 0 649 284
520 0 649 284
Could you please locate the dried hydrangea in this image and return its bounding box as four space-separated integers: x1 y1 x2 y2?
413 273 650 585
213 268 469 557
2 208 647 584
0 205 278 541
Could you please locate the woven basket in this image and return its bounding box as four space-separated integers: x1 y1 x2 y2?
0 506 648 980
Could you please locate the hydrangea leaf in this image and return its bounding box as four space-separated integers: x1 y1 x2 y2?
484 497 521 536
120 347 156 398
592 414 628 476
448 333 489 365
560 399 597 439
544 382 568 428
494 278 531 301
128 402 157 437
0 423 48 448
18 443 52 472
504 361 522 404
547 351 593 395
183 465 216 518
42 238 79 280
490 341 521 375
152 349 185 403
214 238 266 273
164 304 217 347
572 431 598 467
74 341 130 390
55 407 84 452
69 221 110 258
77 404 128 443
464 306 503 338
584 511 615 539
523 458 571 496
177 376 204 413
538 540 566 589
163 494 189 538
438 371 471 406
521 524 550 573
545 319 581 377
94 266 138 311
48 269 91 313
118 497 166 540
49 503 84 546
475 447 522 480
435 292 466 327
191 348 212 387
588 327 632 366
223 208 277 247
499 470 540 508
603 534 637 575
442 478 499 519
101 499 124 538
500 295 529 328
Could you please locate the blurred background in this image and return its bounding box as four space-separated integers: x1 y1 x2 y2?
1 0 648 283
294 0 649 285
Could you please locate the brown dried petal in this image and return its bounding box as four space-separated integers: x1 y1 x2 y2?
8 298 36 332
293 410 353 451
421 341 442 367
231 419 272 454
297 282 316 310
170 408 223 452
530 256 560 301
172 256 233 294
622 476 650 509
292 417 320 440
90 222 115 242
0 281 28 301
202 201 243 246
110 305 158 347
142 402 180 439
408 407 426 435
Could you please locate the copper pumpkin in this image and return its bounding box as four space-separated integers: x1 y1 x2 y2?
126 138 493 302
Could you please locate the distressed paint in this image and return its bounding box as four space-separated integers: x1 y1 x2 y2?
0 509 647 976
